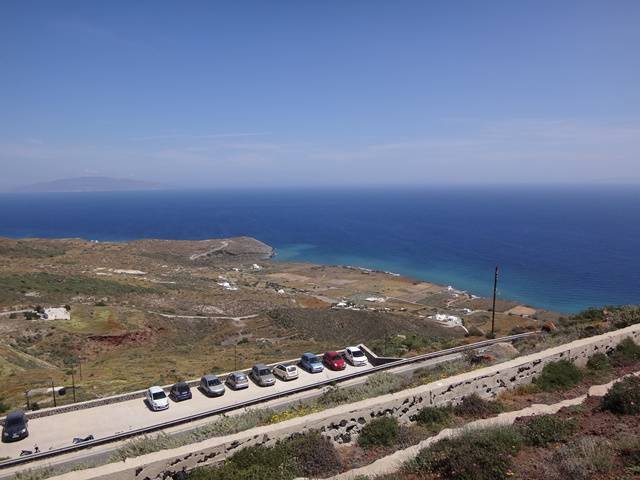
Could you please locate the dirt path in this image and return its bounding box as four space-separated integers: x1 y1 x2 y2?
0 309 33 316
148 311 259 328
318 371 640 480
189 240 229 260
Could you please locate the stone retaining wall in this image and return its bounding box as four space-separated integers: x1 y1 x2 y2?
49 323 640 480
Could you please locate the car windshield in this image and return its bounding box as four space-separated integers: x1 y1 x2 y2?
6 416 24 427
309 356 320 363
236 374 247 381
259 368 271 376
208 378 221 386
352 350 365 357
286 366 297 372
152 391 166 400
177 385 189 392
329 354 340 360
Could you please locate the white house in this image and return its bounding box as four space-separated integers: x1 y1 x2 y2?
43 307 70 320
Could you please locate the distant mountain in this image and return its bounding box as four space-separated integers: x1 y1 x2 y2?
13 176 163 193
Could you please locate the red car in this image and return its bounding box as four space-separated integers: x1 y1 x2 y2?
323 351 346 370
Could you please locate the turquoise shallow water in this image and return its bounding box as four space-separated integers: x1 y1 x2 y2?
0 186 638 313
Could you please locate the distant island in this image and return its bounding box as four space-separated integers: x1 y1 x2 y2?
12 176 163 193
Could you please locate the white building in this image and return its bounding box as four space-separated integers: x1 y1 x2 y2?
43 307 70 320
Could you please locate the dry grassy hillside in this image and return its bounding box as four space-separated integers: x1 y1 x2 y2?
0 237 559 410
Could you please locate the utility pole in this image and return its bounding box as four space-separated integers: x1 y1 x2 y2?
71 372 77 403
491 266 499 337
25 390 30 411
51 379 57 407
234 342 238 371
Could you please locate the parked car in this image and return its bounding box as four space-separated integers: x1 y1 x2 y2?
251 364 276 386
146 386 169 411
200 374 226 397
273 363 299 381
345 346 368 366
226 372 249 390
169 381 192 402
300 352 324 373
323 351 346 371
2 410 28 442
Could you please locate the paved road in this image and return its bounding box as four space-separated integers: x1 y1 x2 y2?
0 362 374 459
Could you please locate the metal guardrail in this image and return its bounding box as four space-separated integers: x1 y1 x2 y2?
0 332 538 469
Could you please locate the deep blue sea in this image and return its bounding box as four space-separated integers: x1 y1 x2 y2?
0 186 638 313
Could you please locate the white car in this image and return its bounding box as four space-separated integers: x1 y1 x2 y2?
146 386 169 411
273 363 299 381
345 346 368 366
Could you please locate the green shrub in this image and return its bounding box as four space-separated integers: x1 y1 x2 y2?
616 436 640 470
188 431 340 480
358 416 399 448
535 360 583 391
586 352 611 371
453 393 502 418
23 311 40 320
609 306 640 329
113 409 275 461
408 426 523 480
361 372 405 396
287 431 342 477
318 372 405 408
318 386 351 406
550 436 613 480
610 338 640 366
569 307 605 325
414 405 453 432
112 433 181 461
601 376 640 414
519 415 577 446
225 442 292 471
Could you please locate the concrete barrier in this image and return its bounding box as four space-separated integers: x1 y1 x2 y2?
47 323 640 480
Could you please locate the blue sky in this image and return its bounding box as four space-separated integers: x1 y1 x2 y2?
1 1 639 189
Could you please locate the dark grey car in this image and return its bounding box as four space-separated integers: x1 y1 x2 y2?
199 374 225 397
2 411 28 442
250 364 276 387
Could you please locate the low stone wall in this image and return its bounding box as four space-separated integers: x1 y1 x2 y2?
49 323 640 480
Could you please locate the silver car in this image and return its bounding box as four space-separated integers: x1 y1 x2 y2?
273 363 299 381
225 372 249 390
250 364 276 387
200 374 226 397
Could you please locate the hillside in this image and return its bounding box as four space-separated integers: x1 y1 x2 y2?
0 236 559 410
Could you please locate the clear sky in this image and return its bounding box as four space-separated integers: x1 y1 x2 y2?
1 1 639 189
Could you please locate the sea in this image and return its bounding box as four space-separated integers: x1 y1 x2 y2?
0 185 638 314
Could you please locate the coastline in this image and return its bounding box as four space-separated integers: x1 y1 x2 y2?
1 186 638 312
